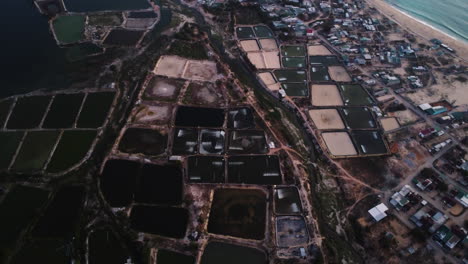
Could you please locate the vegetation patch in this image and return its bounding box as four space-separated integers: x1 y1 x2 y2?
168 40 208 60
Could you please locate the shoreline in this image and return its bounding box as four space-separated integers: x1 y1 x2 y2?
365 0 468 61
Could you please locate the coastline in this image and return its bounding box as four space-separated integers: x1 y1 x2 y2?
364 0 468 61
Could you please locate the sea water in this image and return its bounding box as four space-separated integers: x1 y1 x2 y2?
387 0 468 43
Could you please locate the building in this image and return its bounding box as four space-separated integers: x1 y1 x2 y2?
368 203 389 222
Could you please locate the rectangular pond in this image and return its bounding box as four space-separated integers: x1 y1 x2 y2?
7 96 51 129
339 84 374 106
201 242 266 264
228 155 282 184
281 83 309 97
281 45 306 57
135 164 183 205
42 93 84 128
228 130 268 154
187 156 225 183
340 107 376 129
0 131 23 170
12 131 60 172
199 129 225 155
118 127 167 156
310 65 330 82
130 205 188 238
76 92 115 128
175 106 225 128
227 107 255 129
63 0 150 12
273 70 307 83
172 128 199 155
351 130 388 155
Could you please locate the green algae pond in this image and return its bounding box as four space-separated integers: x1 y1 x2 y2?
310 65 331 81
351 130 388 155
236 27 255 39
12 131 60 172
341 107 376 129
42 93 84 128
46 130 97 173
0 131 23 170
0 185 49 260
281 83 309 97
253 25 273 38
273 70 307 83
7 96 51 129
200 242 267 264
52 15 85 44
281 57 306 68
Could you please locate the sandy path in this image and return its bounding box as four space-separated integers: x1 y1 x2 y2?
365 0 468 61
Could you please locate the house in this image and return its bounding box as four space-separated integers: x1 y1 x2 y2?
368 203 389 222
389 185 413 210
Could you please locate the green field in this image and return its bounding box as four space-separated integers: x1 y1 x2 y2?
236 27 255 39
281 45 306 57
253 25 273 38
0 99 13 127
281 57 306 68
52 15 85 44
7 96 51 129
273 70 307 83
0 185 49 261
42 93 84 128
12 131 60 172
339 84 374 106
281 83 309 97
0 131 23 170
47 130 97 173
76 92 115 128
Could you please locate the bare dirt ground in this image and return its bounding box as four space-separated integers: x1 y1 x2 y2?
307 45 332 56
240 39 260 52
153 55 187 78
258 72 276 85
182 60 219 82
184 82 226 107
387 109 420 125
259 38 278 51
133 102 173 124
405 73 468 106
263 51 281 69
322 132 357 156
328 66 352 82
311 84 344 106
309 109 345 129
144 77 184 100
247 52 266 69
380 117 400 132
376 94 395 103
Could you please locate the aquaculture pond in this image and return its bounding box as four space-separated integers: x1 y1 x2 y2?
63 0 150 12
118 128 167 156
172 128 199 155
52 15 85 44
208 189 266 240
281 83 309 97
339 84 374 106
310 65 330 81
76 92 115 128
273 70 307 83
0 99 13 127
100 159 139 207
199 129 225 154
187 156 225 183
227 107 255 129
282 57 306 68
309 55 340 65
228 155 282 184
157 249 195 264
0 186 49 257
175 106 225 127
10 239 70 264
281 45 306 57
340 107 376 129
6 96 51 129
42 93 84 128
351 131 387 155
200 242 267 264
46 130 97 173
228 130 268 154
130 205 188 238
135 164 183 205
0 131 23 170
253 25 274 38
236 27 255 39
103 29 145 46
274 187 302 215
88 229 129 264
12 131 60 172
32 186 85 238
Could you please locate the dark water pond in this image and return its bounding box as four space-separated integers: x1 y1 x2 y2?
200 242 267 264
175 106 225 127
130 205 188 238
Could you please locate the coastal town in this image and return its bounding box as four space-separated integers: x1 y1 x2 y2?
0 0 467 263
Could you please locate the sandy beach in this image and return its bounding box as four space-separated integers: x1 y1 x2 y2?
365 0 468 61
